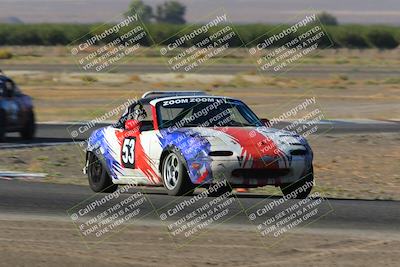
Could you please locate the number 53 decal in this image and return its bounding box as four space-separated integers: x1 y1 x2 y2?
121 137 135 168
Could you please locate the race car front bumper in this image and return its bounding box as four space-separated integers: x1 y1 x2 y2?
207 155 311 187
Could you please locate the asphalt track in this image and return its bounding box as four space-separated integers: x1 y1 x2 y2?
3 63 400 77
0 180 399 232
0 120 398 149
1 120 399 232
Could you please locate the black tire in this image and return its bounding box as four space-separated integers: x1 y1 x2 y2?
161 150 194 196
280 166 314 199
20 110 35 140
207 182 232 197
87 153 118 193
0 110 5 142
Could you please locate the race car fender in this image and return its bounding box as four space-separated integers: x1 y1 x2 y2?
83 147 112 177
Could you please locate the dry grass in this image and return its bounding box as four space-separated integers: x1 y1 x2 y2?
0 49 13 59
128 74 141 82
81 75 98 83
6 70 398 121
2 46 400 66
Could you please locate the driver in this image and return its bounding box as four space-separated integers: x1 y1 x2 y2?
115 102 148 129
130 103 147 121
4 80 14 98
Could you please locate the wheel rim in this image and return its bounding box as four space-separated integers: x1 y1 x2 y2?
163 153 180 190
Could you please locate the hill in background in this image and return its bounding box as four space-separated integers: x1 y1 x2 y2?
0 16 23 24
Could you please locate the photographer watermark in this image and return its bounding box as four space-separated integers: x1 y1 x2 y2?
157 179 243 247
157 97 244 159
247 178 333 247
159 11 243 73
67 184 153 246
252 95 333 143
247 12 333 75
240 95 332 172
69 11 150 72
67 98 136 141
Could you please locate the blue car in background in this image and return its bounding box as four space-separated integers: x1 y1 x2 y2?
0 71 36 142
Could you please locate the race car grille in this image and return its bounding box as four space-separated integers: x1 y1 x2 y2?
209 151 233 156
232 168 290 179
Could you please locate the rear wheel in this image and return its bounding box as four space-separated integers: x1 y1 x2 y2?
162 151 194 196
280 167 314 199
20 111 35 140
87 153 118 193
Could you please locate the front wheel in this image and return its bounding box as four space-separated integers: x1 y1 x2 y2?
0 110 5 142
280 167 314 199
20 111 36 140
162 151 194 196
87 153 118 193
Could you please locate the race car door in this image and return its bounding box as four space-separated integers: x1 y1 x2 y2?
115 102 161 185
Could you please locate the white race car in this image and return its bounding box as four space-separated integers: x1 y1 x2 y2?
84 91 314 198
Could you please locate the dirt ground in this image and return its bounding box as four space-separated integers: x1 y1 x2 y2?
0 132 399 200
0 218 398 267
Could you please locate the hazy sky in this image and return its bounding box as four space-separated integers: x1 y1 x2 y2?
0 0 399 24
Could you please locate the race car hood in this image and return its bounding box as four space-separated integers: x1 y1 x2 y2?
191 126 312 166
195 126 307 148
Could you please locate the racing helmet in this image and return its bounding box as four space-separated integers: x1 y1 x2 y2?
130 103 147 121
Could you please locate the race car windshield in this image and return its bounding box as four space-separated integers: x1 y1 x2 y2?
157 97 263 129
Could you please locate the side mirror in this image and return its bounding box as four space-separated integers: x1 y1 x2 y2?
124 119 142 134
261 118 271 127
